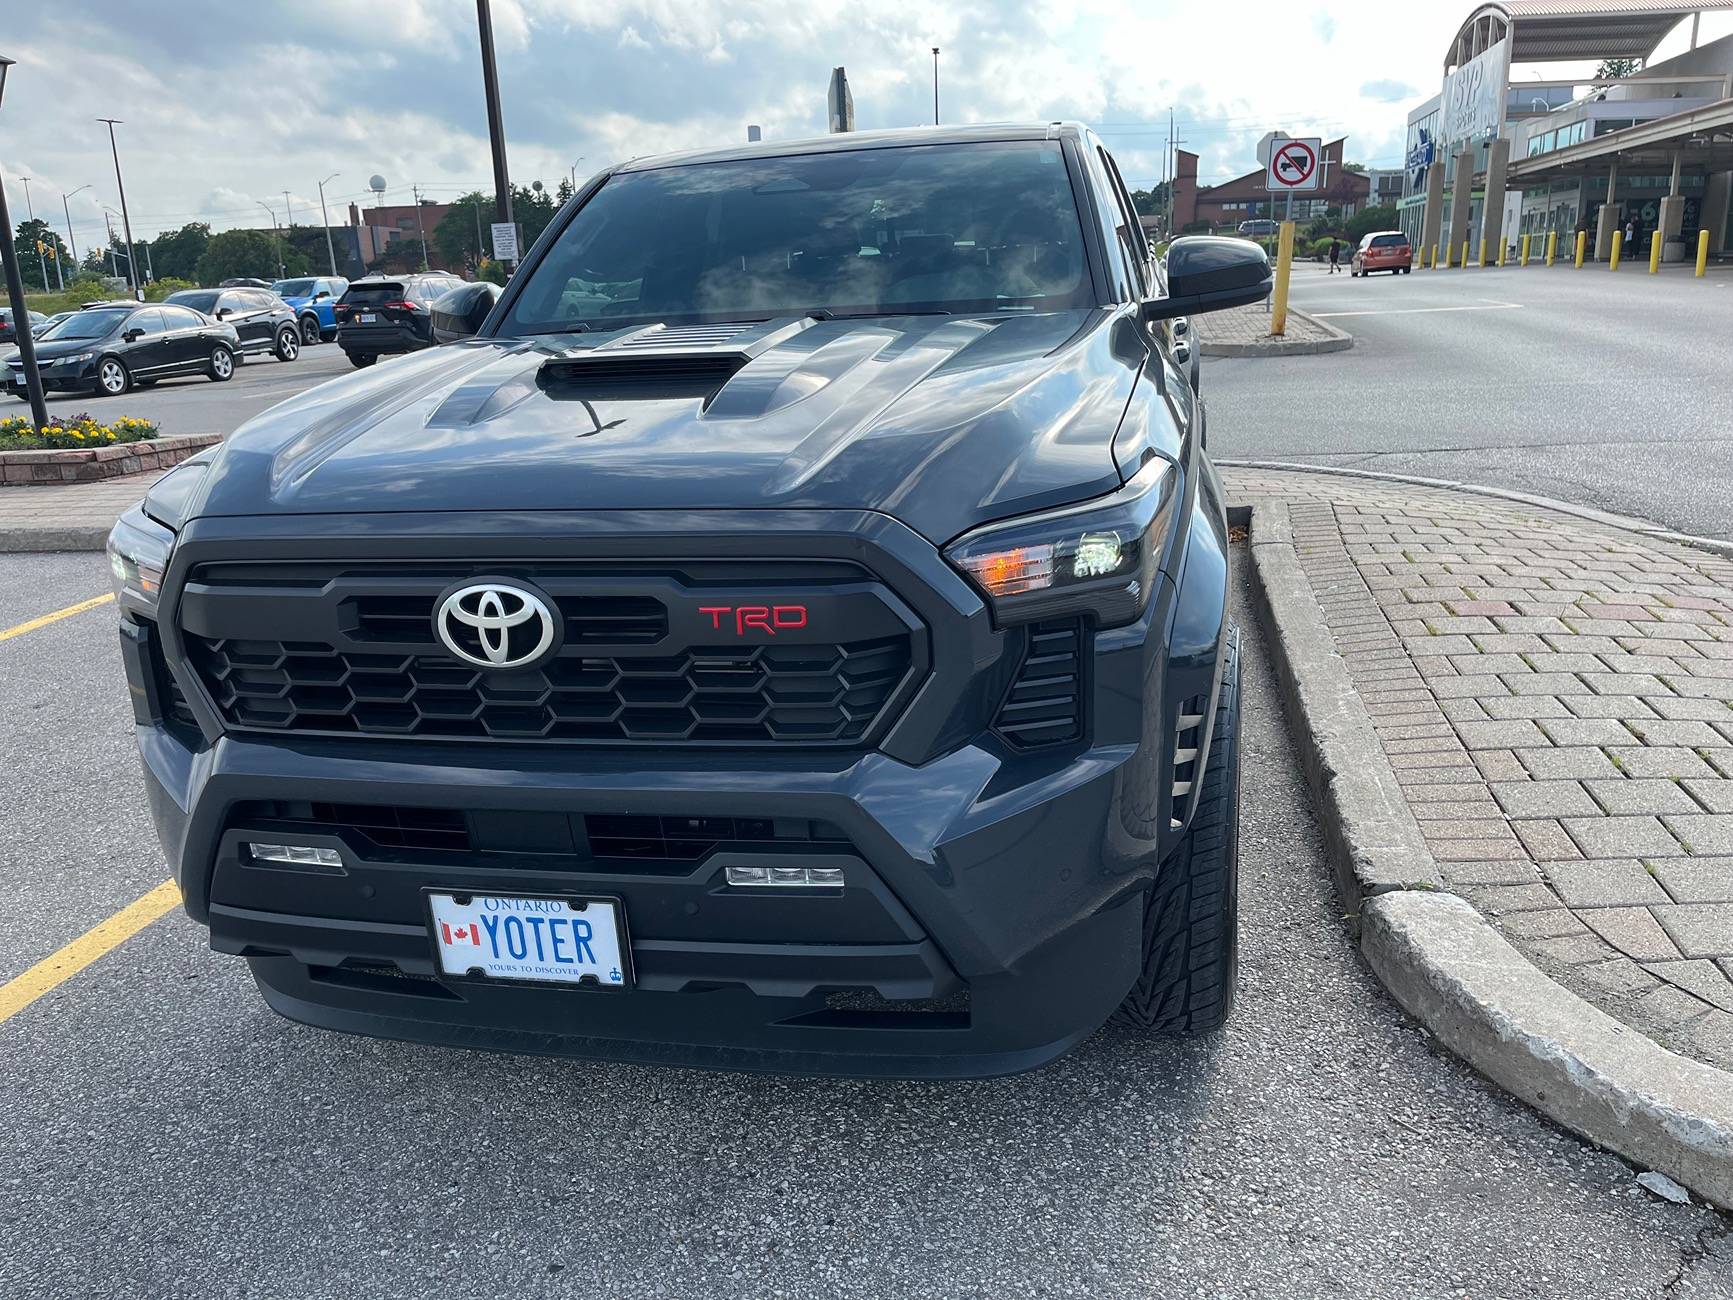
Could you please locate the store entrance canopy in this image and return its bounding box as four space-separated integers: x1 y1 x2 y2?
1451 2 1733 65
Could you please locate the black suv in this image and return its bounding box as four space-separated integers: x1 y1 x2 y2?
334 273 464 367
9 301 241 397
163 288 302 363
107 125 1266 1077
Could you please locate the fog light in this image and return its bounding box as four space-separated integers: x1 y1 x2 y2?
247 842 342 869
725 865 845 888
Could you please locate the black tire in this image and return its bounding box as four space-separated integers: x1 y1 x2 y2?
207 345 235 382
134 378 158 389
1112 625 1241 1033
300 315 321 346
347 351 377 369
274 326 301 362
95 356 131 397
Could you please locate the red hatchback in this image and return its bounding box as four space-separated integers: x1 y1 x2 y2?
1351 231 1412 276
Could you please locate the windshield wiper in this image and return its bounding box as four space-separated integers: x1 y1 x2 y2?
811 308 953 320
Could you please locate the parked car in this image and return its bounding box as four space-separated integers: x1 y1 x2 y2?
7 300 239 397
106 123 1264 1078
1352 230 1413 276
163 287 302 362
334 272 466 366
271 275 350 345
218 277 273 289
0 308 48 347
1237 219 1279 238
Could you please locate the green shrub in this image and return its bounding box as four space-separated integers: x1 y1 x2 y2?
144 277 197 301
0 413 161 451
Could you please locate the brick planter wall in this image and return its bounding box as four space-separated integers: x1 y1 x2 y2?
0 434 220 486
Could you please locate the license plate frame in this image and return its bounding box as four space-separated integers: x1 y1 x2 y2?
423 889 633 992
359 312 377 323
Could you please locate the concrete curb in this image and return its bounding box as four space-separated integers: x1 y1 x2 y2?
1199 309 1353 358
0 526 110 553
1221 459 1733 560
1245 499 1733 1211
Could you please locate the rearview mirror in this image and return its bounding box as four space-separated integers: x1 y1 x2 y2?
430 281 503 344
1140 236 1271 322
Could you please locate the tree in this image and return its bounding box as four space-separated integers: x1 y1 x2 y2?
512 181 559 249
1341 161 1368 175
433 191 491 269
13 219 69 291
1595 58 1642 80
556 177 574 205
147 222 210 282
195 228 306 284
1129 182 1170 217
1343 205 1399 244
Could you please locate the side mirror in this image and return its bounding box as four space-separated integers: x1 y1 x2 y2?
430 281 502 344
123 328 144 342
215 307 230 319
1140 236 1271 322
315 290 330 300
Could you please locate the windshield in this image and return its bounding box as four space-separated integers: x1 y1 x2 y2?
166 291 221 314
272 279 317 297
40 309 132 341
500 141 1091 334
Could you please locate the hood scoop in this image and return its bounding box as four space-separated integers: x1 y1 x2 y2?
537 318 810 400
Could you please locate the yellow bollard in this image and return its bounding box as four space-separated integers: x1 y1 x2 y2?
1698 228 1711 277
1462 239 1471 268
1498 238 1508 268
1650 231 1662 274
1574 230 1587 267
1434 243 1443 268
1610 230 1623 270
1521 233 1531 266
1545 231 1557 266
1478 237 1487 267
1269 220 1295 338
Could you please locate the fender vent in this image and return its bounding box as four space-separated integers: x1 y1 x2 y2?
1170 695 1208 828
993 619 1086 749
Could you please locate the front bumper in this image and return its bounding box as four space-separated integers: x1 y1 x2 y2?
8 357 97 390
121 498 1228 1077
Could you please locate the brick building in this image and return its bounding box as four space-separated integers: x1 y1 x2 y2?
348 201 457 271
1172 138 1373 231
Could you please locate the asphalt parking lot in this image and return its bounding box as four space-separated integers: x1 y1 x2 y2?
7 340 354 435
2 554 1726 1298
1210 260 1733 538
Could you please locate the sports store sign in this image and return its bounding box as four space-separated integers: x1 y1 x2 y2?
1440 37 1510 148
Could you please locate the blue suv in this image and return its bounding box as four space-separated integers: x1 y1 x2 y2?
270 276 349 345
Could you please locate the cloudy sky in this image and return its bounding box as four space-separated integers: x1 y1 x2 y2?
4 0 1729 252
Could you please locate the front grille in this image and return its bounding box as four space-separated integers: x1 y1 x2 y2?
586 814 848 861
993 619 1086 748
176 560 922 747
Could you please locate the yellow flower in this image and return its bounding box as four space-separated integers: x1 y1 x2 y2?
70 430 84 440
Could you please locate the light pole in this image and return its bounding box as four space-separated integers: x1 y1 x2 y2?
61 183 89 275
411 184 429 271
97 117 141 300
282 189 293 232
570 156 584 191
257 200 285 278
931 48 940 124
476 0 515 261
0 56 51 430
20 176 55 290
316 172 340 276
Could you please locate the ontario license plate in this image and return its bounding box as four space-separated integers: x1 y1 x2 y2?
427 891 630 989
359 312 377 323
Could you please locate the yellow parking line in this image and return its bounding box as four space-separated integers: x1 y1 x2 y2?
0 592 114 643
0 880 181 1025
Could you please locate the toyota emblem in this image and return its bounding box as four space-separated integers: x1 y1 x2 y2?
434 581 560 670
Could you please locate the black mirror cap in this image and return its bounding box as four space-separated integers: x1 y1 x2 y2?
430 281 503 344
1141 235 1272 322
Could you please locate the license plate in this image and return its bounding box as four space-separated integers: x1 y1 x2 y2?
427 891 631 989
359 312 377 323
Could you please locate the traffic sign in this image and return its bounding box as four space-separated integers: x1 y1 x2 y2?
1265 137 1322 192
1255 131 1290 167
490 221 521 262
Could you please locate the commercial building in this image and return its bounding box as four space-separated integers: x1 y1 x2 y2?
1171 138 1372 232
1400 2 1733 264
347 200 456 271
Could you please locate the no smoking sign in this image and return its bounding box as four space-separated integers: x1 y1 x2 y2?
1265 137 1322 192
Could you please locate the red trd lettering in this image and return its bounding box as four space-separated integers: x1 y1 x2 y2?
695 605 811 635
772 605 808 630
738 606 773 634
699 606 731 630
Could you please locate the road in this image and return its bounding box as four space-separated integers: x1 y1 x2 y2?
1207 260 1733 539
7 341 355 435
1 556 1725 1298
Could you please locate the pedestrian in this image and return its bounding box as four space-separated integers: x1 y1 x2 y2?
1328 236 1341 274
1624 215 1637 251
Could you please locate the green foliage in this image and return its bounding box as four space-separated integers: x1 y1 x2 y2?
1343 205 1399 244
146 222 209 283
433 192 491 268
144 277 197 301
195 228 306 284
512 181 559 249
478 258 509 286
12 219 70 291
1129 182 1170 217
1595 58 1641 80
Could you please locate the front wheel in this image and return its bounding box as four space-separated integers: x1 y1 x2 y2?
274 327 301 362
207 345 235 382
95 356 131 397
1112 625 1241 1034
300 316 321 346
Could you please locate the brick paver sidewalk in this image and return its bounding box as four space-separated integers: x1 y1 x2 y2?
1228 467 1733 1070
0 472 163 550
1194 302 1343 351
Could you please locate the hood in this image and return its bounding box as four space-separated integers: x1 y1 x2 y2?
13 335 108 360
194 311 1144 543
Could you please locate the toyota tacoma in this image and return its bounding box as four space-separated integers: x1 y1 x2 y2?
109 124 1269 1077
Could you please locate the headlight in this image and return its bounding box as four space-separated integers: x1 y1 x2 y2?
63 352 95 364
107 505 175 616
945 458 1179 627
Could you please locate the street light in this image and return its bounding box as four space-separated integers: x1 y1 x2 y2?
570 156 584 191
97 117 141 300
932 47 940 125
316 172 340 276
61 183 90 272
257 200 285 278
0 54 52 431
20 176 55 291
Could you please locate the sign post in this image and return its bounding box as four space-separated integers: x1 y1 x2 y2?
1264 136 1320 337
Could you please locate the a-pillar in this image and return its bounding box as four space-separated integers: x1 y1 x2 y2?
1594 159 1621 260
1448 148 1475 261
1420 157 1446 259
1479 138 1511 264
1657 151 1688 257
